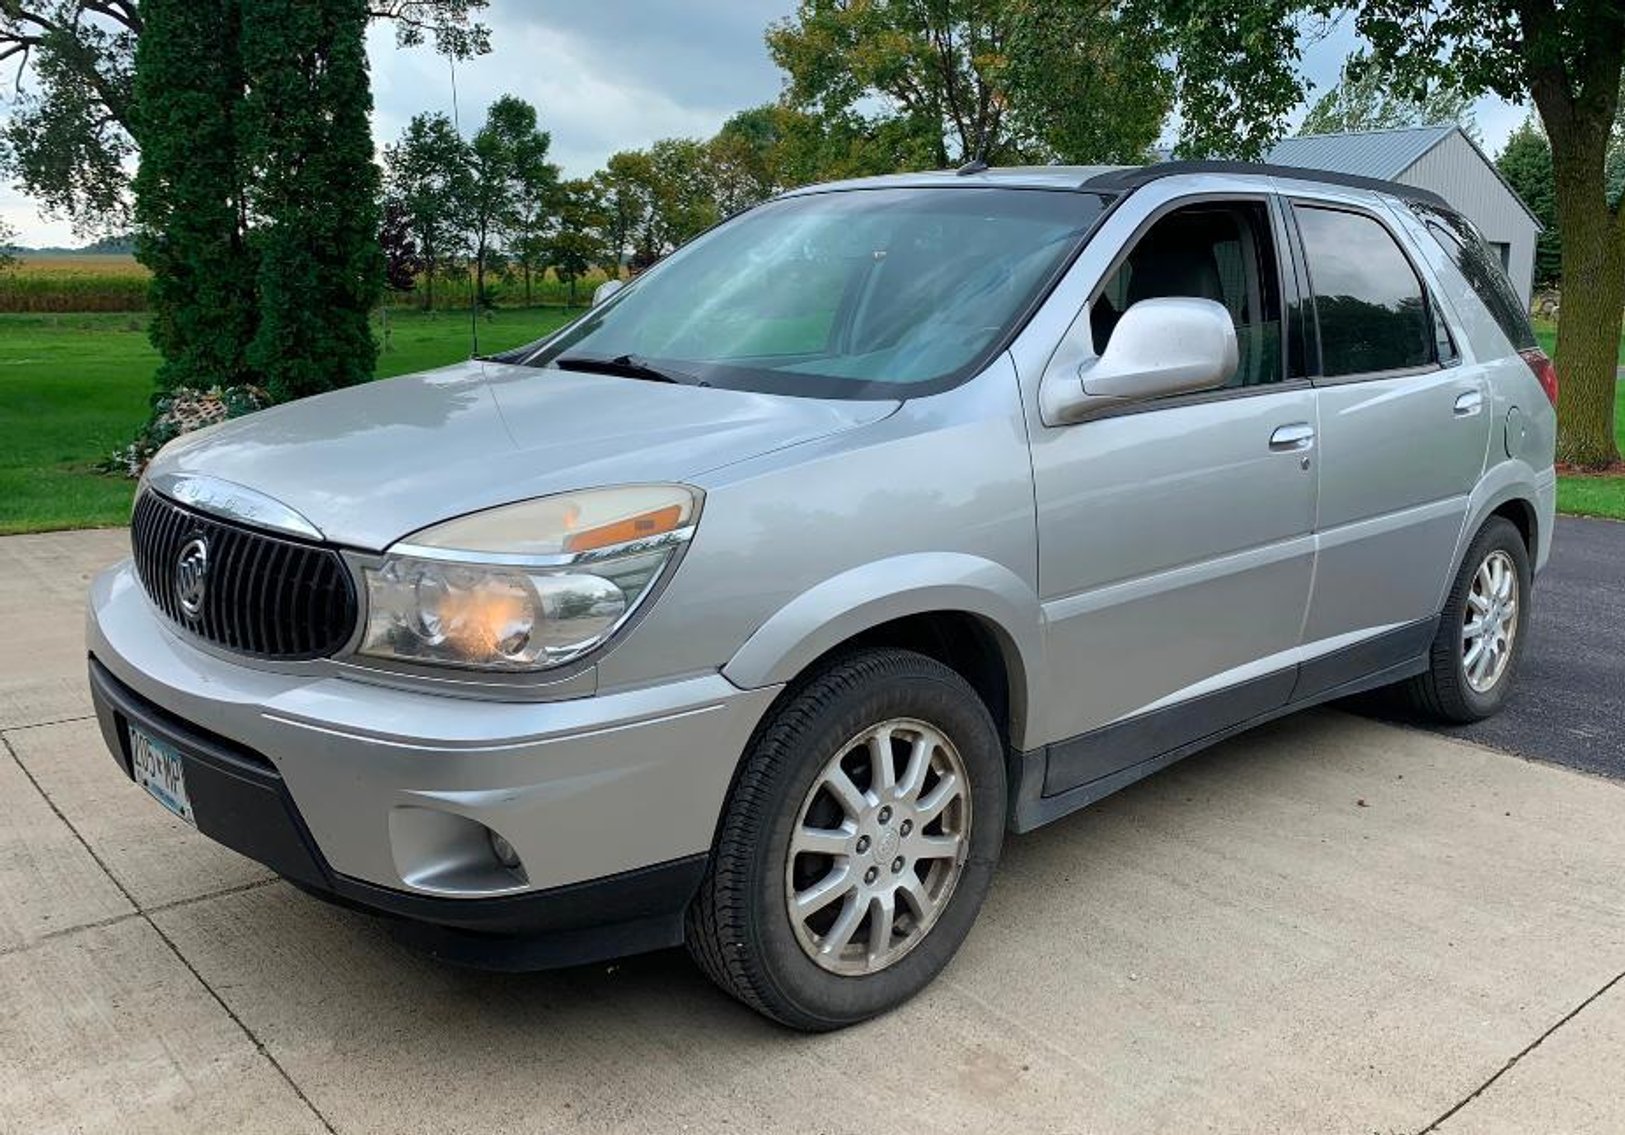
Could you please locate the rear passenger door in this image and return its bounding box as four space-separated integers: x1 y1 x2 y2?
1289 197 1493 697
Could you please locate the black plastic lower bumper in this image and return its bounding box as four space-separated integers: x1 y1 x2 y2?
88 656 706 969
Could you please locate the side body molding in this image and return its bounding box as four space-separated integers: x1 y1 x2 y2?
722 552 1044 745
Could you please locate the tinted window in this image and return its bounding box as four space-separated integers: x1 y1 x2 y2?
518 187 1106 400
1294 205 1433 376
1412 204 1538 350
1091 202 1284 387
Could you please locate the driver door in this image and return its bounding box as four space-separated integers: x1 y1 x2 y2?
1027 194 1319 793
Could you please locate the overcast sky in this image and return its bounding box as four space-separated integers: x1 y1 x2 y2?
1 3 1528 247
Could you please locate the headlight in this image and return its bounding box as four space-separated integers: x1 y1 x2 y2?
356 485 697 672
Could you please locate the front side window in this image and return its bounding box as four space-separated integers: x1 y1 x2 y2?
1294 205 1434 377
517 187 1107 400
1091 201 1285 388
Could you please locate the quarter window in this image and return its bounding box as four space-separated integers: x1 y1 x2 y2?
1413 204 1538 351
1294 205 1434 377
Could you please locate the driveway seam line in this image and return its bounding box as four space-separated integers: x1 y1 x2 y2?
0 910 141 958
1417 967 1625 1133
0 877 282 960
2 733 338 1135
0 712 97 733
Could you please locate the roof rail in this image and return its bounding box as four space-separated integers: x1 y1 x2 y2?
1082 160 1451 210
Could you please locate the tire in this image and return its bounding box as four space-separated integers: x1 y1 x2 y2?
1403 516 1531 723
686 648 1006 1031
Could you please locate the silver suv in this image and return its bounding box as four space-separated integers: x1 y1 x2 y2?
89 163 1557 1030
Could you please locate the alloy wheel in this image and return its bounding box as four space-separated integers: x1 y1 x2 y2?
1462 549 1518 694
784 717 971 975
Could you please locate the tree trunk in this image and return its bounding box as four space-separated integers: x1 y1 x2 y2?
1547 123 1625 469
524 262 532 307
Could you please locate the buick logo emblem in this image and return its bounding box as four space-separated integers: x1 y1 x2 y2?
174 537 209 618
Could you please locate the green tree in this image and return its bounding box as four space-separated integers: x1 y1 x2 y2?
1155 0 1625 468
644 137 719 250
1497 117 1560 288
131 0 257 393
468 95 557 308
1299 51 1480 140
1352 0 1625 468
595 149 656 271
709 106 786 216
0 0 491 236
383 112 472 312
0 217 18 269
240 0 382 402
547 178 607 306
767 0 1170 167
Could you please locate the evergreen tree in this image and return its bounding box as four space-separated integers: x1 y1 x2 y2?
1496 118 1560 289
240 0 382 401
131 0 257 393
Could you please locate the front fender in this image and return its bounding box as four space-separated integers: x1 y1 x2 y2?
721 552 1044 733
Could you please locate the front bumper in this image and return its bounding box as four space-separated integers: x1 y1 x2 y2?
87 558 780 965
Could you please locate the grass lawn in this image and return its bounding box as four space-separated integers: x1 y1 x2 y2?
0 307 581 535
4 305 1622 534
1555 379 1625 521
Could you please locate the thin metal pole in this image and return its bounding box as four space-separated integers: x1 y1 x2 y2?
449 53 478 356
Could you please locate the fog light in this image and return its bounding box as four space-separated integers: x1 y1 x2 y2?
488 830 522 870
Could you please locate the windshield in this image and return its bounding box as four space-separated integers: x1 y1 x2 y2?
516 186 1109 399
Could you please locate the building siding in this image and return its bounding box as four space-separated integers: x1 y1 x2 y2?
1396 131 1539 306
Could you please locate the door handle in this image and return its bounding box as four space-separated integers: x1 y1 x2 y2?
1269 423 1316 451
1454 389 1485 417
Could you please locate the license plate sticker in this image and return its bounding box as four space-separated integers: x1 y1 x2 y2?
129 724 195 827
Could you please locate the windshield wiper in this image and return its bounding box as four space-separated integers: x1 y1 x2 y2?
553 353 704 386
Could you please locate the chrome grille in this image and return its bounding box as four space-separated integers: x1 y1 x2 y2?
130 490 357 660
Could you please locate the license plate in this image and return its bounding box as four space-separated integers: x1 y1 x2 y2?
129 724 194 826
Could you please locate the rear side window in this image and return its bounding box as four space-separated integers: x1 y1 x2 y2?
1412 204 1538 351
1294 205 1434 376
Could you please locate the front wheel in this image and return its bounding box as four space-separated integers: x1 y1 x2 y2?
1404 516 1531 723
686 648 1006 1030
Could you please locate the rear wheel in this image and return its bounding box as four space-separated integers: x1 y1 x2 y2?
686 648 1006 1030
1404 516 1531 723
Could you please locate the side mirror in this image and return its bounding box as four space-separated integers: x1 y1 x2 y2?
592 278 625 306
1041 297 1238 424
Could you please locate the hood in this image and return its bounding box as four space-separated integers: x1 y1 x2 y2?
148 360 898 550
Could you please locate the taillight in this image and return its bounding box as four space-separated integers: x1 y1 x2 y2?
1519 348 1559 408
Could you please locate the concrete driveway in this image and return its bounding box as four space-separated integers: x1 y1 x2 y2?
3 528 1624 1135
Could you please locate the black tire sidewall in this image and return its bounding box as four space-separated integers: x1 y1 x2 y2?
739 654 1005 1028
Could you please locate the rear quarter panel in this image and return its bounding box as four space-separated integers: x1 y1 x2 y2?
1383 199 1557 580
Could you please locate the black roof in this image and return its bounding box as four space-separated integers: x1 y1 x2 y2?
1083 160 1453 211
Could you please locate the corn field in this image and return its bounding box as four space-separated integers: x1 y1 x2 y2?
0 255 611 314
0 256 151 312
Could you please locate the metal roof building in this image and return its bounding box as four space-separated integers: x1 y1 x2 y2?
1268 125 1541 305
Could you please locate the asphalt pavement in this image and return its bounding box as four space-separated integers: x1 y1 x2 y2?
1374 515 1624 780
